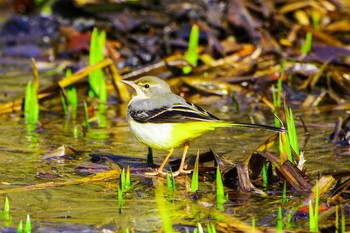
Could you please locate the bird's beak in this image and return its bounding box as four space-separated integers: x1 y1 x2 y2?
120 79 133 86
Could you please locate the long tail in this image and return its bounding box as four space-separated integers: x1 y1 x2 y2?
228 122 286 132
216 121 287 132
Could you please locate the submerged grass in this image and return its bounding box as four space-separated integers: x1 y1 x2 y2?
155 185 174 233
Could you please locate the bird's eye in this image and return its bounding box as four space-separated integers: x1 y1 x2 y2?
144 84 150 89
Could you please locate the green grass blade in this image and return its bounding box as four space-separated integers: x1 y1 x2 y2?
252 216 256 233
24 81 32 120
314 179 319 232
65 69 78 119
191 151 199 192
301 32 313 54
24 214 31 233
121 168 126 192
197 223 204 233
24 81 39 125
126 166 130 190
341 206 345 233
216 166 225 208
282 180 287 203
277 206 283 233
262 160 268 188
286 107 299 156
183 24 199 74
309 200 315 231
166 173 172 191
3 196 10 221
83 101 90 129
89 28 106 100
118 187 123 213
17 219 23 233
60 92 68 116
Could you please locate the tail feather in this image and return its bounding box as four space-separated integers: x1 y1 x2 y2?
229 122 286 132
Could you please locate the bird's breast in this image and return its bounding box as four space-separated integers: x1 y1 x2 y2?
128 117 179 150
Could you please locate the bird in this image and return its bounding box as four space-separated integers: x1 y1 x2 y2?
121 76 285 176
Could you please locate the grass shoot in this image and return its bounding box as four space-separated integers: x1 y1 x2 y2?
1 196 11 221
285 107 299 156
24 81 39 125
216 166 225 208
309 179 319 232
206 223 217 233
64 68 78 119
89 28 107 105
24 214 31 233
17 220 23 233
183 24 199 74
301 32 313 54
83 101 90 129
262 160 268 188
166 169 176 192
251 216 255 233
120 167 131 192
277 205 283 233
191 151 199 193
282 181 287 203
118 187 123 213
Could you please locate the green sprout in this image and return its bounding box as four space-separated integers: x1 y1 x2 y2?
24 214 31 233
17 220 23 233
262 160 268 188
120 167 131 192
2 196 11 221
63 68 78 119
83 101 90 129
118 187 123 213
24 81 39 125
216 166 225 209
191 151 199 192
277 206 283 233
282 180 287 203
183 24 200 74
301 32 312 54
285 107 299 156
166 169 176 192
89 28 107 106
206 223 217 233
309 179 319 232
251 216 256 233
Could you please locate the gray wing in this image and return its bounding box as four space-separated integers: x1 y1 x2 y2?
129 102 220 123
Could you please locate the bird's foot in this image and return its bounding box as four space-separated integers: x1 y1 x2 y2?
145 170 165 176
172 169 193 176
145 168 192 176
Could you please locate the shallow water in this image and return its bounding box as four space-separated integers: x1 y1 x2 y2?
0 77 349 231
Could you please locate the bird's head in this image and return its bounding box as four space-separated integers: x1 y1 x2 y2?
121 76 171 99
